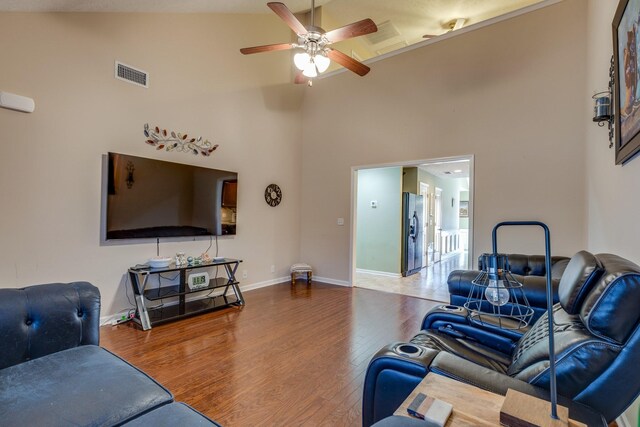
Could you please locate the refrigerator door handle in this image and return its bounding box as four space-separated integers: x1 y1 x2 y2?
410 212 419 240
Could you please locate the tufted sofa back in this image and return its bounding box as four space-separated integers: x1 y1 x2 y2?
478 253 570 278
0 282 100 370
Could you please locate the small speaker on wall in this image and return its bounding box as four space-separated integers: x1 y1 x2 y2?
0 92 35 113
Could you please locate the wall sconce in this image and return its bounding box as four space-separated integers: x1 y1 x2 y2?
592 55 615 148
126 161 135 189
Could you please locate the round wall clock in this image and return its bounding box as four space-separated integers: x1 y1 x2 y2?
265 184 282 207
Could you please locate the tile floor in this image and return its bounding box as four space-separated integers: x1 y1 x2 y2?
354 251 470 302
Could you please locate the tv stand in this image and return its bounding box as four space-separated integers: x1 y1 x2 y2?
128 258 244 330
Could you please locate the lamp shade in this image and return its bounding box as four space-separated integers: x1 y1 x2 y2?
464 253 534 330
294 52 310 71
315 53 330 73
302 61 318 78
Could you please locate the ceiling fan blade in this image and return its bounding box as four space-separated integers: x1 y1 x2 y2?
240 43 294 55
422 29 452 39
327 49 370 76
267 2 307 35
324 18 378 44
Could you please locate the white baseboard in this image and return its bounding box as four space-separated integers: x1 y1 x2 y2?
242 276 351 288
241 276 289 292
356 268 402 278
313 276 351 287
101 276 352 325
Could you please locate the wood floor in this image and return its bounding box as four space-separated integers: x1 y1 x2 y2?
101 282 439 426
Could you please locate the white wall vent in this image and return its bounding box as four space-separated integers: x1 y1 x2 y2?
366 20 400 45
115 61 148 88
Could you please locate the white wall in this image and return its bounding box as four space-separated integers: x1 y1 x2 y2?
300 0 588 282
0 12 304 315
586 0 640 263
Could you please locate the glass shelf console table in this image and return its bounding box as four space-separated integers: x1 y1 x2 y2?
128 258 244 330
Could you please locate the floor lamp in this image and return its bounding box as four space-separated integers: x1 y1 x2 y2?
489 221 560 424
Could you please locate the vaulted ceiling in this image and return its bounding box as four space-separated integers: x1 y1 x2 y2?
2 0 547 61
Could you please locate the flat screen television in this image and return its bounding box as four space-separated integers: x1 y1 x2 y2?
103 152 237 240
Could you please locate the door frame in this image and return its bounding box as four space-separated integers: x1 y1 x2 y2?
350 154 474 286
419 182 429 267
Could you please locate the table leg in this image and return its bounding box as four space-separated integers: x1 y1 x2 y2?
130 271 152 331
224 262 245 306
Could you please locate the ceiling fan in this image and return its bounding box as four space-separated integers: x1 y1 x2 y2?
423 18 467 40
240 1 378 84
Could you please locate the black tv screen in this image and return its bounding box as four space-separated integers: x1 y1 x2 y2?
104 153 237 240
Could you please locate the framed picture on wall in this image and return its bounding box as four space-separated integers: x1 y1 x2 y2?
459 201 469 218
613 0 640 164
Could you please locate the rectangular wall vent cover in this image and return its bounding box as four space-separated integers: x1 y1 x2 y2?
115 61 148 88
366 20 400 45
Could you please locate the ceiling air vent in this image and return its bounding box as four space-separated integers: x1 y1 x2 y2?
366 20 400 45
115 61 148 88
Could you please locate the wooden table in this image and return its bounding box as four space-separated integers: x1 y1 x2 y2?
394 373 504 426
394 374 592 427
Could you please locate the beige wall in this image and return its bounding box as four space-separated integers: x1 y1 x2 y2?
0 12 304 315
300 0 588 282
586 0 640 263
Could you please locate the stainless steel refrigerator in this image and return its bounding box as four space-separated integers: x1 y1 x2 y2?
402 192 424 277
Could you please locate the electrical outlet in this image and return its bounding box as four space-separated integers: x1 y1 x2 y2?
270 265 275 273
242 270 248 279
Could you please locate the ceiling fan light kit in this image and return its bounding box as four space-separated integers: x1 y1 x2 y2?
423 17 467 39
240 1 378 84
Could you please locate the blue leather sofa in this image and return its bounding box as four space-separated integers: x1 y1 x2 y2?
363 251 640 426
0 281 219 426
448 253 571 322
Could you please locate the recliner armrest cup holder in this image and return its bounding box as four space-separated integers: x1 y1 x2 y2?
439 304 464 312
394 343 424 357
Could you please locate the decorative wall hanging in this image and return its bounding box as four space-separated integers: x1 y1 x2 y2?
613 0 640 164
143 123 218 156
264 184 282 207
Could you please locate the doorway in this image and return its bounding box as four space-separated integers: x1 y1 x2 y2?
351 155 473 302
433 187 443 264
420 182 429 267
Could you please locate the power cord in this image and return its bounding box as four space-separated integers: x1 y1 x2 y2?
123 275 136 308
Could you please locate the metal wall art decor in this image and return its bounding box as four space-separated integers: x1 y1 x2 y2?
592 56 615 149
143 123 219 156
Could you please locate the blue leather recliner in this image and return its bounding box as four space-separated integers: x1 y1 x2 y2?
363 251 640 426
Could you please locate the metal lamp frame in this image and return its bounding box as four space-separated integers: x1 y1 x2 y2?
489 221 558 419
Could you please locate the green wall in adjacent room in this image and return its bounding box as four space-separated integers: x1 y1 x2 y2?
356 167 402 274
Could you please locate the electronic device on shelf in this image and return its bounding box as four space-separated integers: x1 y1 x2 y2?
102 152 238 241
188 271 210 291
